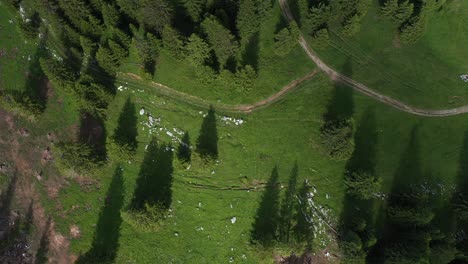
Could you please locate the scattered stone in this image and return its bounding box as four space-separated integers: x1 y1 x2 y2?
70 224 81 239
460 74 468 82
139 108 145 115
18 128 29 137
230 217 237 224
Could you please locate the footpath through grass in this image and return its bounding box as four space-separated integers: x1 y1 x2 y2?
310 0 468 109
42 70 468 263
120 2 315 105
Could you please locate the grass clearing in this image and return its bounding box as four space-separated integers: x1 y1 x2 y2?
310 0 468 108
0 4 36 93
39 71 468 262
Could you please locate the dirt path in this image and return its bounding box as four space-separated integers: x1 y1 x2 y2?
0 110 72 264
119 70 319 113
279 0 468 117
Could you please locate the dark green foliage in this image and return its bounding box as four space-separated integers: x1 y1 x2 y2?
306 4 332 34
113 97 138 151
196 106 218 159
177 132 192 163
133 30 160 78
76 167 124 264
56 142 98 172
341 230 366 263
237 0 260 44
345 172 381 200
95 46 119 75
429 234 456 264
382 0 414 24
453 133 468 258
320 106 354 160
310 28 330 50
75 75 113 118
102 3 120 28
320 60 354 160
251 167 281 244
162 25 185 59
57 0 104 39
18 12 41 40
400 13 428 45
185 34 211 67
182 0 206 22
39 57 77 90
274 22 300 57
201 16 239 69
373 128 437 263
137 0 172 33
131 139 174 210
235 65 257 92
339 109 379 262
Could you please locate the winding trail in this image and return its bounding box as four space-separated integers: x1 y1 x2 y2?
279 0 468 117
117 70 319 113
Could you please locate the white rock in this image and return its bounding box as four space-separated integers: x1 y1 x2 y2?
139 108 145 115
230 217 237 224
166 131 173 137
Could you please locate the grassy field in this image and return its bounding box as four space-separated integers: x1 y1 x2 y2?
120 1 316 105
0 3 36 93
34 70 468 263
2 1 468 262
309 0 468 109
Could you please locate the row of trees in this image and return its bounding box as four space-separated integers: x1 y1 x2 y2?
251 165 315 247
381 0 448 44
334 115 468 263
291 0 371 49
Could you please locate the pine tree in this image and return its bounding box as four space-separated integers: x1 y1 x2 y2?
201 16 239 69
182 0 206 22
237 0 259 44
185 34 211 67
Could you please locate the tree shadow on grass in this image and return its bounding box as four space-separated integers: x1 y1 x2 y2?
83 60 117 95
279 162 298 243
293 179 314 247
320 59 354 159
5 40 48 115
0 170 18 216
79 112 107 161
251 166 281 245
113 97 138 151
131 139 174 210
452 132 468 258
241 32 259 72
338 108 379 261
35 217 51 264
177 131 191 163
323 59 354 122
368 126 433 263
76 166 124 264
345 108 378 175
196 106 218 160
21 44 48 112
275 10 290 34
